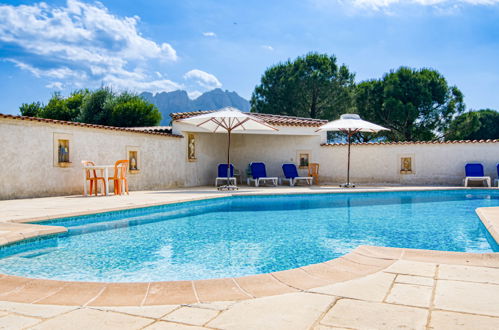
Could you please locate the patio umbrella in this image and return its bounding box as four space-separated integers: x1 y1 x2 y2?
178 107 278 190
317 114 389 188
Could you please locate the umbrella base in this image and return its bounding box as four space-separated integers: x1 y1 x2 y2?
218 185 239 191
340 183 356 188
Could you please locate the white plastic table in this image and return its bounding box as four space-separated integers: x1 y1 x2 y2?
83 165 114 196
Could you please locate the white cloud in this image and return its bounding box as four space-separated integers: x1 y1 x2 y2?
333 0 499 10
102 74 182 93
0 0 178 92
46 82 64 90
7 59 86 80
202 32 216 37
311 0 499 13
261 45 274 51
184 69 222 90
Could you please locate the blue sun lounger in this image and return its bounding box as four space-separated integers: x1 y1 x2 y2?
281 163 313 186
248 162 278 187
464 163 490 187
215 164 236 186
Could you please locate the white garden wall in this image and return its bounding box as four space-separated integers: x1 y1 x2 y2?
0 117 186 199
317 142 499 185
1 114 499 200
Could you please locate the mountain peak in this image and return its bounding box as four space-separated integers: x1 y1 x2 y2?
140 89 250 125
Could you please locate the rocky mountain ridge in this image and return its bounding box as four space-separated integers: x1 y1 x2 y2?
140 88 250 125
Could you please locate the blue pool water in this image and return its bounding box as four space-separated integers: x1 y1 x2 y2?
0 190 498 282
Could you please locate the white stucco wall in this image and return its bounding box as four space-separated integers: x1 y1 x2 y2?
2 116 499 200
317 142 499 185
0 118 186 199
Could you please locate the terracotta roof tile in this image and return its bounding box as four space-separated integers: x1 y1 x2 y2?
170 111 327 127
321 139 499 146
129 126 173 133
0 113 182 138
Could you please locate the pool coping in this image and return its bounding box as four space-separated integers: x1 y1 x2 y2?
1 245 499 306
1 186 499 306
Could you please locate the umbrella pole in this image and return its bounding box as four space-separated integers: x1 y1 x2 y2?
227 129 231 183
347 132 351 186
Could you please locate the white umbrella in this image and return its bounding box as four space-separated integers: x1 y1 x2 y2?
317 114 389 188
178 107 278 190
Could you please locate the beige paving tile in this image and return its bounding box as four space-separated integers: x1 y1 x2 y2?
0 310 8 317
301 262 363 282
0 301 76 318
0 314 41 329
383 260 436 277
193 278 250 302
36 282 106 306
434 280 499 317
234 273 297 297
87 283 148 306
95 305 179 319
324 257 385 275
396 274 434 286
0 276 33 296
438 264 499 284
354 245 404 260
402 249 485 267
0 279 66 303
481 253 499 268
341 252 396 268
270 268 332 290
311 271 395 302
320 298 428 329
163 307 218 326
144 281 198 305
30 308 153 330
385 283 433 308
144 321 208 329
314 325 351 330
190 300 236 311
208 292 335 330
429 310 499 330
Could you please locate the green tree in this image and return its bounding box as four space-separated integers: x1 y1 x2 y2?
356 67 465 141
445 109 499 140
78 87 115 125
19 102 43 117
108 92 162 127
40 90 87 122
18 88 161 127
251 53 355 119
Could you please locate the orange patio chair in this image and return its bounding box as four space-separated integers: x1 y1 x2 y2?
308 163 320 185
82 160 106 196
108 160 129 195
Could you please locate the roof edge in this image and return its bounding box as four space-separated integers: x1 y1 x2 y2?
170 110 327 127
321 139 499 146
0 113 183 138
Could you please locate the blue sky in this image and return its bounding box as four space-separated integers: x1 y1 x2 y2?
1 0 499 115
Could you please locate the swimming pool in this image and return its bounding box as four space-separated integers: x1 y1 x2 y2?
0 190 498 282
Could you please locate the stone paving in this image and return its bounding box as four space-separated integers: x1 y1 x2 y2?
1 186 499 329
2 257 499 329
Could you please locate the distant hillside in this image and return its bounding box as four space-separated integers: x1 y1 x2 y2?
140 88 250 125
